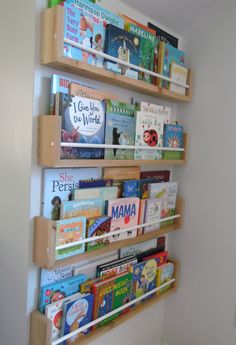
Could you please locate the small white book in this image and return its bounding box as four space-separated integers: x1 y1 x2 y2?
144 198 162 233
169 62 188 95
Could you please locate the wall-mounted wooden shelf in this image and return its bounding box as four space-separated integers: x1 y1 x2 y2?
41 6 192 103
30 259 178 345
38 115 188 168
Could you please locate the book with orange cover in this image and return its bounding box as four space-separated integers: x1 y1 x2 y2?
121 14 156 35
69 82 118 101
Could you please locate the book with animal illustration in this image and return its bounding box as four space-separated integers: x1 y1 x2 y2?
60 199 102 219
144 198 162 233
163 123 183 160
55 217 86 260
69 82 118 101
64 0 124 67
86 216 112 252
134 111 164 160
58 94 105 159
137 101 171 124
104 100 136 160
42 168 100 220
106 198 140 242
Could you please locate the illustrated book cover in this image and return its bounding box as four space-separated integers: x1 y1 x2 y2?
122 180 139 198
156 261 175 294
143 250 168 266
78 178 113 189
69 82 118 101
119 239 158 258
97 256 137 277
163 123 184 160
86 216 112 252
169 62 188 95
140 170 170 182
144 198 162 233
60 199 102 219
137 101 171 124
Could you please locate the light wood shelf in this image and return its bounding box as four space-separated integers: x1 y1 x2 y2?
38 115 188 167
30 259 179 345
41 6 193 103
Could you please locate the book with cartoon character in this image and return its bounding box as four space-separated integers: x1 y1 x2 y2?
86 216 112 252
104 100 136 160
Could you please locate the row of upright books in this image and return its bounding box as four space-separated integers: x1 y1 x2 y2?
39 235 175 343
47 0 188 93
49 74 184 160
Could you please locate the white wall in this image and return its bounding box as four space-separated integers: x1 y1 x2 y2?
163 1 236 345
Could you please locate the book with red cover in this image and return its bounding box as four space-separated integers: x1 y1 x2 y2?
143 250 168 267
140 170 170 182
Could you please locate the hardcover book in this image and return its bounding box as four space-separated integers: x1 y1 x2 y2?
104 100 136 160
60 199 102 219
121 15 156 35
122 180 139 198
69 82 118 101
144 198 162 233
134 111 164 160
97 256 137 277
140 170 170 182
78 178 113 189
156 262 175 294
40 266 75 288
137 101 171 124
143 251 168 266
39 274 87 313
58 94 105 159
148 22 179 48
42 168 100 220
163 123 184 160
106 197 140 242
119 239 157 258
169 62 188 95
92 272 132 328
104 24 140 79
55 217 86 260
86 216 112 252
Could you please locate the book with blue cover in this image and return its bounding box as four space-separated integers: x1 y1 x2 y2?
39 274 87 313
58 94 105 159
104 24 140 79
104 100 136 160
123 180 139 197
163 123 183 160
60 199 102 219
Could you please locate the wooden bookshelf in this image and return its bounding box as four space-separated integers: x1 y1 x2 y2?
38 115 188 167
41 6 192 103
30 259 179 345
33 198 183 270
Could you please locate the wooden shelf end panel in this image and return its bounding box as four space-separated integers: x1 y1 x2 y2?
30 311 52 345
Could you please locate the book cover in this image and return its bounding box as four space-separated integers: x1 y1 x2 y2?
60 293 94 342
156 262 175 294
106 198 140 242
92 272 132 328
59 94 105 159
39 274 87 313
64 1 124 68
163 123 184 160
42 168 100 220
104 100 136 160
86 216 111 251
121 14 156 35
134 111 164 160
40 266 75 288
60 199 102 219
148 22 179 48
138 101 171 124
144 198 162 233
55 217 86 260
97 256 137 277
169 62 188 95
143 251 168 266
78 178 113 188
119 239 157 259
139 178 157 199
140 170 170 182
69 82 118 100
104 24 140 79
122 180 139 198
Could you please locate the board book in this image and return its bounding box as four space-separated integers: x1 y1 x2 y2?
156 261 175 295
42 168 100 220
169 62 188 95
60 199 102 219
137 101 171 124
55 217 86 260
104 100 136 160
86 216 112 251
163 123 183 160
144 198 162 233
69 82 118 101
122 180 139 198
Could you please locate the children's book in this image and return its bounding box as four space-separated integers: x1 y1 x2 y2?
60 199 102 219
78 178 113 189
119 239 157 258
122 180 139 198
144 198 162 233
57 94 105 159
40 266 76 288
104 100 136 160
169 62 188 95
86 216 111 251
148 22 179 48
121 14 156 35
137 199 146 235
139 178 157 199
134 111 164 160
156 262 175 295
143 250 168 266
97 256 137 277
140 170 170 182
55 217 86 260
158 41 185 88
42 168 100 220
106 198 140 242
39 274 87 313
163 123 184 160
92 272 132 328
137 101 171 124
73 186 118 213
64 1 124 68
60 293 94 342
104 24 140 79
69 82 118 101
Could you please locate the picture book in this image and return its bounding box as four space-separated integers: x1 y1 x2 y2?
130 259 157 300
125 22 157 83
58 94 105 159
86 216 112 251
121 14 156 35
73 186 118 213
55 217 86 260
158 41 185 88
60 293 94 341
78 178 113 189
106 198 140 242
60 199 102 219
39 274 87 313
104 24 140 79
156 262 175 295
144 198 162 233
119 239 157 259
64 0 124 68
134 111 164 160
42 168 100 220
137 101 171 124
148 22 179 48
69 82 118 101
40 266 75 288
143 250 168 266
97 256 137 277
122 180 139 198
139 178 157 199
140 170 170 182
169 62 188 95
163 123 184 160
104 100 136 160
92 272 132 328
148 182 178 220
